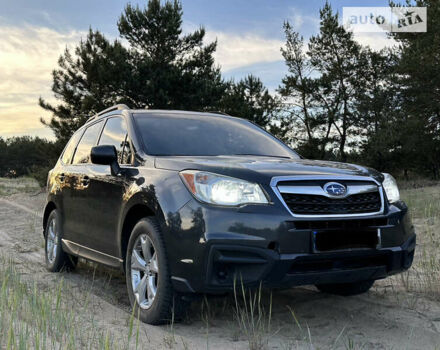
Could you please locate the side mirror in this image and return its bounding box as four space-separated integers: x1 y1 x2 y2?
91 145 121 175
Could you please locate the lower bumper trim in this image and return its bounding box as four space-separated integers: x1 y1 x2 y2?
173 234 416 294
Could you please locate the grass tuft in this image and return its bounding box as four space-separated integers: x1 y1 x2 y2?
0 255 146 350
233 279 273 350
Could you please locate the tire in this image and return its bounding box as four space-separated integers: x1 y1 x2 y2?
316 280 374 296
44 209 77 272
125 217 188 325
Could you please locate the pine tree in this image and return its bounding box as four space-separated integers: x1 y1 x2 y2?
390 0 440 177
307 2 363 161
278 23 316 150
40 0 225 142
117 0 225 110
279 3 365 160
220 75 278 128
278 21 337 158
39 30 131 143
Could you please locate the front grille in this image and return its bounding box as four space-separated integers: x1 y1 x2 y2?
281 191 381 215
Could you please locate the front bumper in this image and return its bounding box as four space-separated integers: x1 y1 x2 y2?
166 199 416 294
203 234 415 291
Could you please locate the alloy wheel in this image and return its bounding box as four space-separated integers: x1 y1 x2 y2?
46 217 58 264
130 234 159 309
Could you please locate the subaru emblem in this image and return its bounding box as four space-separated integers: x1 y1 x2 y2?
323 182 346 197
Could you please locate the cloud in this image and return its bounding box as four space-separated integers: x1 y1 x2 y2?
0 24 85 139
287 7 320 32
185 22 285 72
204 30 284 72
0 20 397 140
0 20 287 138
223 60 287 94
353 32 397 51
198 8 320 73
289 13 304 30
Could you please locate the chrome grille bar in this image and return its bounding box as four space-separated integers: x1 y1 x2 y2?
270 175 385 218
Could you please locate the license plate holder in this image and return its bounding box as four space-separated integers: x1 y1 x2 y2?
312 228 381 253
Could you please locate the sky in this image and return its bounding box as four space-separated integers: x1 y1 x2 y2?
0 0 394 140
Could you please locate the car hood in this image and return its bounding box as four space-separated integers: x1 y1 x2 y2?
154 156 383 184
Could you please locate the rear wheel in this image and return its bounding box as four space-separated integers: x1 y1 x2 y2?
45 209 77 272
126 217 188 324
316 280 374 296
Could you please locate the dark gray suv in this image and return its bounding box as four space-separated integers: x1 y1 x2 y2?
43 104 416 324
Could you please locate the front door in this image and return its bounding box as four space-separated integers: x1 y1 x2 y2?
84 116 134 257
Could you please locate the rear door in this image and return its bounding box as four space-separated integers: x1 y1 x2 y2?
66 120 104 247
53 129 83 245
84 116 133 257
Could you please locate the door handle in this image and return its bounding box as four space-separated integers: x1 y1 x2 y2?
81 176 90 187
59 173 65 182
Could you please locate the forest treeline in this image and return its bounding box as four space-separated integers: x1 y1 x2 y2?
1 0 439 185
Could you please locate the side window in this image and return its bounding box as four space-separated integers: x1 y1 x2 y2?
98 117 132 164
61 130 83 164
72 121 103 164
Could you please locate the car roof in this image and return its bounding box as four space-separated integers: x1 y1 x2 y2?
83 105 241 129
92 109 237 124
130 109 233 118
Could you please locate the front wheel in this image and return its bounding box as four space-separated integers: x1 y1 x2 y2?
316 280 374 296
44 209 77 272
125 217 188 324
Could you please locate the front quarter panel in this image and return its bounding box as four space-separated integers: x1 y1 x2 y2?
117 166 193 258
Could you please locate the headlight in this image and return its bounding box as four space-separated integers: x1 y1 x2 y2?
180 170 269 206
382 173 400 203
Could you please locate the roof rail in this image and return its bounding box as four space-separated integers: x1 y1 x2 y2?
87 104 130 123
203 110 231 116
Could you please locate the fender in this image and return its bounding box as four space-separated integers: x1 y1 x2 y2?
118 190 166 248
116 168 193 260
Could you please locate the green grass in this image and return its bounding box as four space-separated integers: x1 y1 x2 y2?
233 281 272 350
401 185 440 220
394 186 440 300
0 255 145 350
0 177 41 196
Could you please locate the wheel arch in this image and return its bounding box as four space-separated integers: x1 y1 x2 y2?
43 201 57 237
119 202 164 266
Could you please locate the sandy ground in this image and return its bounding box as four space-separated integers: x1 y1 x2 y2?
0 188 439 349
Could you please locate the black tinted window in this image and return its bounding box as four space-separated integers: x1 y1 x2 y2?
99 117 131 164
134 114 297 158
61 130 83 164
72 121 103 164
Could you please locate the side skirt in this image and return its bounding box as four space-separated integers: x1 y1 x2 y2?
61 239 123 269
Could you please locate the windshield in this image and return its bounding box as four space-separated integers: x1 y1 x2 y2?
133 113 298 158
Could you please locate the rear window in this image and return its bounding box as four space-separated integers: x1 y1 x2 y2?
133 113 297 158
